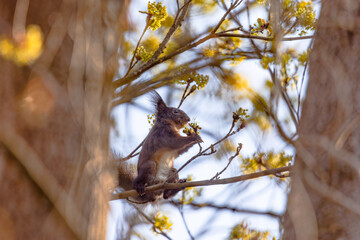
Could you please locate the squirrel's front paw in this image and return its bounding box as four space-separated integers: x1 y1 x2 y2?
134 183 146 196
193 134 203 143
178 178 187 190
178 178 187 184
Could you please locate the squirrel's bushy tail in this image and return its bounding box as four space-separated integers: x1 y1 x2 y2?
117 162 136 191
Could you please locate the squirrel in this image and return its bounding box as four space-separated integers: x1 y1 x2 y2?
131 91 203 202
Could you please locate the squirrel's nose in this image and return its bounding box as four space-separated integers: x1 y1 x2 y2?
186 116 190 121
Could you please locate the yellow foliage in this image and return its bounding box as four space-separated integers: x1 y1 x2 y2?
173 68 209 90
229 221 271 240
240 151 292 174
162 41 179 55
260 55 275 69
202 47 217 57
225 73 249 91
162 15 174 28
256 0 267 4
0 25 43 66
136 46 153 62
296 1 316 30
153 212 173 233
142 34 160 52
193 0 217 13
217 33 242 51
255 114 272 131
229 56 246 66
147 1 168 31
298 49 309 65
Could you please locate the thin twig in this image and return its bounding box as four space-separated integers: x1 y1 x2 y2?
176 118 243 175
124 23 149 78
177 200 195 240
173 201 282 218
117 139 145 162
216 33 314 41
249 36 299 135
210 143 242 180
178 81 192 108
211 0 243 34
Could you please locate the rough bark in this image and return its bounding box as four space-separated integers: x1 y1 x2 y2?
284 0 360 239
0 0 129 239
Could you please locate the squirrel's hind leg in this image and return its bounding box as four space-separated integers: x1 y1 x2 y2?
163 168 186 199
133 161 156 196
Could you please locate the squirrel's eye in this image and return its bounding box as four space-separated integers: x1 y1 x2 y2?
173 109 179 114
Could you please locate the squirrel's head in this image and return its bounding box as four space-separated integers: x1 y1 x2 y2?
151 91 191 129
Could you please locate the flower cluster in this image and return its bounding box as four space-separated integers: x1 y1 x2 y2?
183 122 202 135
298 49 309 65
240 151 293 174
233 107 250 123
147 113 156 126
296 1 316 31
260 55 275 69
153 212 173 233
229 221 270 240
250 18 271 35
147 1 168 31
136 46 153 62
174 69 209 90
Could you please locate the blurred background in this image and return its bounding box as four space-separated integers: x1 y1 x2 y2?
2 0 360 240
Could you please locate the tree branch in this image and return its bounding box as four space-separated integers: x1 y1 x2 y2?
111 166 292 200
216 33 314 41
172 201 282 218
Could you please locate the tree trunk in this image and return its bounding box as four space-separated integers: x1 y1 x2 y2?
284 0 360 239
0 0 128 239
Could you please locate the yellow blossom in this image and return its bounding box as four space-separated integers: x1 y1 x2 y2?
147 1 168 31
255 114 272 131
227 73 249 91
142 34 160 52
136 46 153 62
298 50 309 65
260 55 275 69
0 25 43 65
162 15 174 28
296 1 316 30
203 47 216 57
153 212 173 233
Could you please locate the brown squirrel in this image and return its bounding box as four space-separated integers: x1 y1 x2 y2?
132 91 202 202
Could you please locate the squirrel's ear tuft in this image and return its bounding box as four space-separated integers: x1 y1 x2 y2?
150 91 167 114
